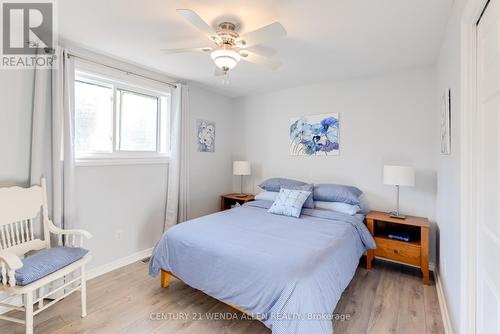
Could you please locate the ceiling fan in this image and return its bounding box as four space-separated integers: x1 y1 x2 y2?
161 9 287 80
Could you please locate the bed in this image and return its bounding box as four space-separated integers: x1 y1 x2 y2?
149 200 375 334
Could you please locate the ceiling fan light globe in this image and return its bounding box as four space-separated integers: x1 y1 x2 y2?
214 57 238 70
211 49 240 70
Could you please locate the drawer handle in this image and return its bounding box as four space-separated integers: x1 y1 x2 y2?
394 249 399 254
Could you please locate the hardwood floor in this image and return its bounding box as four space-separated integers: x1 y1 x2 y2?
0 260 444 334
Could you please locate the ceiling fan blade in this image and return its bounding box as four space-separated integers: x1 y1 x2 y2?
239 50 282 70
160 47 212 54
235 22 286 48
176 9 221 43
214 67 225 76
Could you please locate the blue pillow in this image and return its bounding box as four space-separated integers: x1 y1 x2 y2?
259 178 307 192
313 184 362 205
268 188 311 218
281 184 314 209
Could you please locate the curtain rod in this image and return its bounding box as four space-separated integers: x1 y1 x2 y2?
67 53 178 89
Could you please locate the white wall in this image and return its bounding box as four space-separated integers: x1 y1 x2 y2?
233 68 438 263
435 0 467 332
74 164 167 269
188 85 235 219
0 70 34 187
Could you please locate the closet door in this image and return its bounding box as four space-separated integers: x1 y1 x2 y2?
476 1 500 333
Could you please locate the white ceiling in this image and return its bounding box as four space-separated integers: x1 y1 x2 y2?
59 0 453 97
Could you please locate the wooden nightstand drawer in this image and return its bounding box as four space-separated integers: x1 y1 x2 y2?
374 236 421 266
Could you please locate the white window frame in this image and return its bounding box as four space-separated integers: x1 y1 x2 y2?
74 60 172 166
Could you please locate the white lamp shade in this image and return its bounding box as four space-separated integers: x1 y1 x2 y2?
383 165 415 187
233 161 251 176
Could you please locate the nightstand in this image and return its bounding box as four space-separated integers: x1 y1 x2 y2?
365 211 430 285
220 193 255 211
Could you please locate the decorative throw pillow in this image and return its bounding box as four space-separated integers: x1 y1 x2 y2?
259 178 307 192
268 188 312 218
281 184 314 209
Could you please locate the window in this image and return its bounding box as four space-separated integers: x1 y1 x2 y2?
118 90 158 152
75 81 113 154
74 66 170 164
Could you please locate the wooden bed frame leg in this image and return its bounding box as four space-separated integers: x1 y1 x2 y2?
161 270 171 288
366 251 374 270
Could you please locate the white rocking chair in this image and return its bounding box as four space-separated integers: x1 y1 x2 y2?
0 178 92 334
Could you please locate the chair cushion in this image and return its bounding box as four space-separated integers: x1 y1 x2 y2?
14 246 88 286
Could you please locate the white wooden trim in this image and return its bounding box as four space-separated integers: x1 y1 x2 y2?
435 268 454 334
459 1 489 333
76 157 169 167
87 248 153 280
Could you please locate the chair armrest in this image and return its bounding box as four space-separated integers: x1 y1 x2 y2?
47 219 93 240
0 251 22 287
0 251 23 271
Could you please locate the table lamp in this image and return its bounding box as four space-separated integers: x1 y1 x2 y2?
233 161 251 196
383 165 415 219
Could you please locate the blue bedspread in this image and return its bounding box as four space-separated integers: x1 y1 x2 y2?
149 200 375 334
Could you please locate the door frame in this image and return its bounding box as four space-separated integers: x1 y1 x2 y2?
460 0 489 333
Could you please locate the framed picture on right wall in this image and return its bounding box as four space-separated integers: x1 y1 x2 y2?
440 88 451 155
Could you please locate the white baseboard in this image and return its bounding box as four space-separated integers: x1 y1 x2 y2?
87 247 153 280
434 269 454 334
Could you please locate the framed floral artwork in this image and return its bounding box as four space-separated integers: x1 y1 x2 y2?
290 113 339 156
197 119 215 152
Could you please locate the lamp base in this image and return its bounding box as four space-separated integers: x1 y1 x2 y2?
234 193 248 198
389 212 406 219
